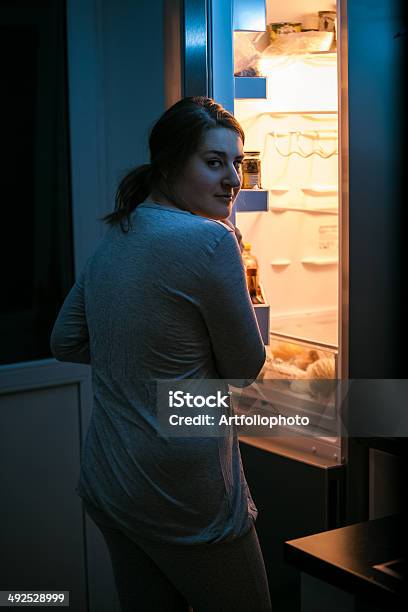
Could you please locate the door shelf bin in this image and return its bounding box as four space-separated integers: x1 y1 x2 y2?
235 189 268 212
234 76 267 99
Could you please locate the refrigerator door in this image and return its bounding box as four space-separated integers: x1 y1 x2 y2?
211 0 267 112
164 0 211 104
210 0 234 112
183 0 210 96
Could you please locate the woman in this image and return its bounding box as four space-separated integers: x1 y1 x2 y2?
51 97 271 611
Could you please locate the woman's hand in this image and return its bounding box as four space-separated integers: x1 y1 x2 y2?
221 219 244 252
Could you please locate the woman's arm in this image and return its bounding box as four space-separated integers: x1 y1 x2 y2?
50 267 91 364
199 230 265 386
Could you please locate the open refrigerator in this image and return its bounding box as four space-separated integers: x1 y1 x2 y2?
164 0 348 466
226 0 345 466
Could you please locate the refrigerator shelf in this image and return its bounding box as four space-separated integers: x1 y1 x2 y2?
301 186 338 195
270 187 290 194
270 311 338 349
261 110 337 115
308 51 337 55
270 259 292 267
301 257 338 267
236 194 339 214
269 205 338 215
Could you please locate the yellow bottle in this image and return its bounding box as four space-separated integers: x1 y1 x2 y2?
242 243 259 298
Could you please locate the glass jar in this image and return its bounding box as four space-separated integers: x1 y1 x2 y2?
318 11 336 32
242 151 262 189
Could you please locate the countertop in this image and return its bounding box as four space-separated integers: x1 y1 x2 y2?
284 514 406 608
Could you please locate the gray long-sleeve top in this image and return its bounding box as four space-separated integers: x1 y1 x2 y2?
50 201 265 544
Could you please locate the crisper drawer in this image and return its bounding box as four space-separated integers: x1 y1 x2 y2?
231 335 341 463
264 334 337 389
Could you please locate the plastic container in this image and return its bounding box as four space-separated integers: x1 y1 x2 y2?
318 11 336 32
268 22 302 42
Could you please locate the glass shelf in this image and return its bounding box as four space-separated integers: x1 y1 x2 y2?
235 191 339 215
301 257 338 267
270 259 292 267
301 186 338 195
263 110 337 115
269 206 338 215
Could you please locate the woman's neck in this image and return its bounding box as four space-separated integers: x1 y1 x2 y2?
147 192 191 213
147 192 177 209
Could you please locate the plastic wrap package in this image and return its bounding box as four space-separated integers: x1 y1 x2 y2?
259 338 336 400
234 32 263 76
262 31 334 55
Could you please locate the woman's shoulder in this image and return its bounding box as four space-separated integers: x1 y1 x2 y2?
195 217 234 238
183 217 236 258
137 201 233 241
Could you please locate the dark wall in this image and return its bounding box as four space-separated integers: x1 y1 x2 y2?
348 0 407 378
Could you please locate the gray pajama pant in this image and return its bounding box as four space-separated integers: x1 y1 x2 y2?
85 502 272 612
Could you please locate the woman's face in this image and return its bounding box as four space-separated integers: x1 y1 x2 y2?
171 127 244 220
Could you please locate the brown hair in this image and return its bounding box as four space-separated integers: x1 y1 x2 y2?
103 96 245 232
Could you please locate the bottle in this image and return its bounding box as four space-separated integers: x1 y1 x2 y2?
242 152 262 189
242 243 259 299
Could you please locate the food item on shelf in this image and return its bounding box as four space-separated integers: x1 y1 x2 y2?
318 11 336 32
271 341 304 362
242 152 262 189
290 355 336 398
267 340 335 389
263 16 334 54
301 14 319 31
234 67 261 77
267 22 302 41
262 345 307 380
306 356 335 379
242 243 259 298
251 291 265 305
268 361 307 380
233 32 262 77
318 10 337 50
241 244 265 305
306 356 336 398
262 31 333 55
267 341 309 381
293 349 320 371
